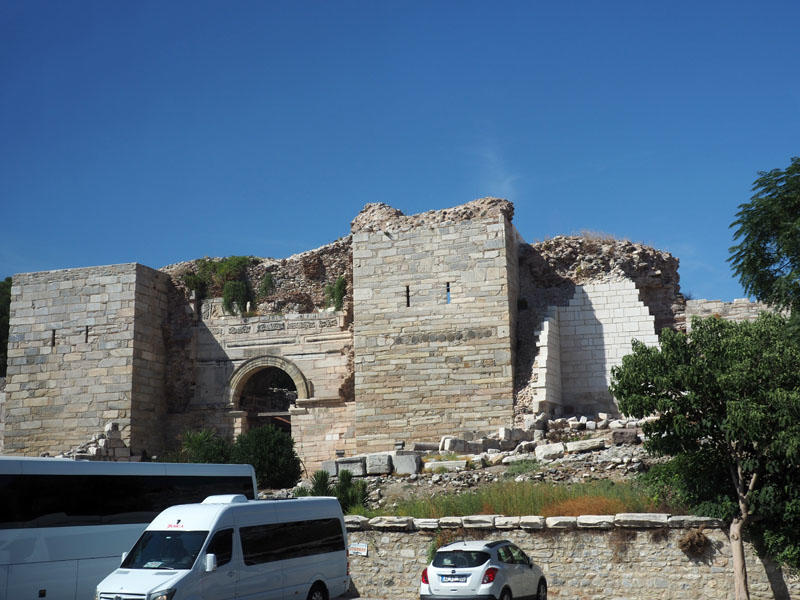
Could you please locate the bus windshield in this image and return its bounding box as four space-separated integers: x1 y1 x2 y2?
121 530 208 570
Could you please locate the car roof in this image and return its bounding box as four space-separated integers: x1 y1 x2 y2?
438 539 511 552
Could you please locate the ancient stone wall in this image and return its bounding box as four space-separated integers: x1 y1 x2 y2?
0 377 5 453
4 264 146 455
353 201 518 454
346 518 800 600
685 297 778 330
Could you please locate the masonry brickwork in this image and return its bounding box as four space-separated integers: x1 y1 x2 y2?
2 198 751 472
346 518 800 600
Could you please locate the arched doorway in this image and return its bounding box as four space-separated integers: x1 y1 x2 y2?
228 355 311 435
239 367 296 433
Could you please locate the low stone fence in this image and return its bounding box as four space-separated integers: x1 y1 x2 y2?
344 514 800 600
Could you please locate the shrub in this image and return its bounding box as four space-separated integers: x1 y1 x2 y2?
231 425 302 489
324 275 347 311
257 272 275 299
179 429 231 464
334 469 368 513
223 280 250 315
504 459 539 478
678 528 711 557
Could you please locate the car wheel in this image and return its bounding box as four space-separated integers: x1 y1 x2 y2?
536 578 547 600
306 583 328 600
500 587 512 600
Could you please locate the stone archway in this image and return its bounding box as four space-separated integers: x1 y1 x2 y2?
228 355 310 435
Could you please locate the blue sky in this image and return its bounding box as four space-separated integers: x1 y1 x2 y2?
2 1 798 301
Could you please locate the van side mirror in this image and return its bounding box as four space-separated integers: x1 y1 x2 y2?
205 553 218 573
121 551 128 565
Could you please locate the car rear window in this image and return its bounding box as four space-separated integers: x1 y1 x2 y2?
433 550 490 568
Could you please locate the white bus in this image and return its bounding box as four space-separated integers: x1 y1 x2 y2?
97 494 349 600
0 456 257 600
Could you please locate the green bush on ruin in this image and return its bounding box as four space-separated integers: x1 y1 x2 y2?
324 275 347 311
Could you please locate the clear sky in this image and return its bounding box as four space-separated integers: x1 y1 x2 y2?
2 1 798 301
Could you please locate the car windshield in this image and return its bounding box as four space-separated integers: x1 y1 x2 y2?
433 550 490 568
121 530 209 570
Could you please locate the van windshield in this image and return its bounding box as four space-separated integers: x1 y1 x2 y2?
122 530 209 570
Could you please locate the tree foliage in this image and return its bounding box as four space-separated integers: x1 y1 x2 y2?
729 156 800 313
0 276 10 377
610 314 800 596
181 256 255 315
324 275 347 311
230 425 302 489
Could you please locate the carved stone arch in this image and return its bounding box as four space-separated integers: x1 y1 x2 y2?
228 355 310 409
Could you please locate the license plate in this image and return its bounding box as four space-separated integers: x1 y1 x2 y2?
441 575 468 583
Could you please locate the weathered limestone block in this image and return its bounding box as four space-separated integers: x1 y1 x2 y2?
413 518 440 531
463 515 498 529
321 460 338 476
535 442 565 461
546 516 577 528
614 513 670 528
438 517 463 528
344 515 369 531
336 457 366 477
393 453 422 475
565 437 605 453
668 515 725 529
512 440 537 454
424 460 467 472
369 516 413 531
495 516 520 529
519 516 545 530
577 515 614 528
502 452 537 464
366 453 393 475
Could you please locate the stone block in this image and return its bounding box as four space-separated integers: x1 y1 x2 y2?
437 517 463 528
535 442 565 461
344 515 369 531
413 518 440 531
545 516 577 529
465 440 484 454
321 460 338 477
368 516 412 531
424 460 467 472
668 516 725 529
502 452 537 464
443 438 467 453
519 516 545 530
336 457 366 477
565 438 606 453
366 453 393 475
494 516 520 529
393 453 422 475
463 515 498 529
577 515 614 528
614 513 670 528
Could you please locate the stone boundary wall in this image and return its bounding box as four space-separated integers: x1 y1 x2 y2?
685 298 779 330
345 514 800 600
0 377 5 453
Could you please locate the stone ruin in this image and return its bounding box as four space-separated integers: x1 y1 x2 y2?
1 198 771 471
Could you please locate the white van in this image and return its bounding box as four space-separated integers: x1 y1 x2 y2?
95 494 350 600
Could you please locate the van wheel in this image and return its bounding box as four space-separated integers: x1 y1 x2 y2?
537 578 547 600
307 583 328 600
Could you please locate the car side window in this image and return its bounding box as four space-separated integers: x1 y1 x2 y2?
508 545 529 565
206 528 233 567
496 546 514 564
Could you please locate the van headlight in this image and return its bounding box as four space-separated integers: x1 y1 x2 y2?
148 590 176 600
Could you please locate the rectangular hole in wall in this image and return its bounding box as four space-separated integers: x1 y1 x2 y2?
51 330 55 347
446 282 451 304
406 285 410 308
85 326 89 343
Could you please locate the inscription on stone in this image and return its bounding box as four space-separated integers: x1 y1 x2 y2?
319 318 337 328
393 328 494 346
228 325 251 334
257 322 286 332
287 321 317 330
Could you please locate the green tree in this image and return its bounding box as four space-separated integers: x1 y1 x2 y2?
0 276 11 377
610 314 800 600
729 156 800 313
231 425 302 489
324 275 347 311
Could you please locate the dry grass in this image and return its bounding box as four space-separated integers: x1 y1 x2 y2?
540 496 627 517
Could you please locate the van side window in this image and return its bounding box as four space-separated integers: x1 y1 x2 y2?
240 518 345 565
207 528 233 566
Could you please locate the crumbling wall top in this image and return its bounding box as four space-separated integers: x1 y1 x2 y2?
350 197 514 234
